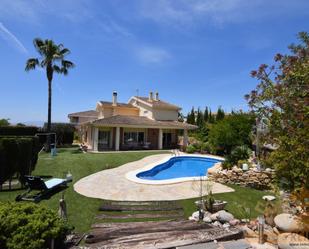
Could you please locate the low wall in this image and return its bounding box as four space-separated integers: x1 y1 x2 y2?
208 164 275 190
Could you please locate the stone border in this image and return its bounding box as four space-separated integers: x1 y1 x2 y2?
126 154 224 185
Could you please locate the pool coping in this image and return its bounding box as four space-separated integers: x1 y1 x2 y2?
125 154 224 185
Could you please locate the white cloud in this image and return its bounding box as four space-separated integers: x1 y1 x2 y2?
0 22 28 54
136 46 171 64
139 0 309 27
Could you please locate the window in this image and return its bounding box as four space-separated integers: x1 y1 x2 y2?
124 132 144 144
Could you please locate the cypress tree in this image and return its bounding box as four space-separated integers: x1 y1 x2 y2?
203 107 209 122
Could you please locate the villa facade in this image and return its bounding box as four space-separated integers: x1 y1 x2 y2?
68 92 197 151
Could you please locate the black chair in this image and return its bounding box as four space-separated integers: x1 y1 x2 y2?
16 175 69 203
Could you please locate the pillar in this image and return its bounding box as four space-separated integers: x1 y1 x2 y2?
115 127 120 151
158 128 163 150
93 127 98 151
183 129 188 147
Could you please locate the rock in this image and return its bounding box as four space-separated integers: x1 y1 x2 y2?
210 212 219 221
263 195 276 201
273 227 280 235
222 223 230 229
278 233 309 249
212 221 222 227
241 225 258 238
274 213 302 232
207 162 222 174
192 211 200 220
264 230 278 244
203 216 212 223
241 218 250 223
189 216 198 221
216 210 234 222
229 219 240 226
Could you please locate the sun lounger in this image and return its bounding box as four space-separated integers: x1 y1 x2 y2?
16 175 69 203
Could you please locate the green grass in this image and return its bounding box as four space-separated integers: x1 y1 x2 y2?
0 148 170 232
0 148 276 232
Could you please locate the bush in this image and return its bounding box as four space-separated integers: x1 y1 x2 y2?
208 112 255 155
0 136 40 185
0 202 72 249
0 126 39 136
186 144 196 153
224 145 252 169
42 123 75 146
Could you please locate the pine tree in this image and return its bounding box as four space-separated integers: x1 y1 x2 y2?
203 107 209 123
216 106 225 121
187 107 196 124
196 108 204 128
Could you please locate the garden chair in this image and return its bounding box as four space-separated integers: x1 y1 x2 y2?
15 175 69 203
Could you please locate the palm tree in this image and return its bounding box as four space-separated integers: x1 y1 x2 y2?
25 38 74 150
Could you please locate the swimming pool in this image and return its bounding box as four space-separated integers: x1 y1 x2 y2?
126 155 223 184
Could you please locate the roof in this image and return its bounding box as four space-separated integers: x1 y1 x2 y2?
88 115 197 130
68 110 99 118
99 101 136 108
133 96 181 110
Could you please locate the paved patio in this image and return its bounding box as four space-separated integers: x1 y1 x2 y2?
74 154 234 201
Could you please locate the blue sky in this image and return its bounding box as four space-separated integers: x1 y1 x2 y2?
0 0 308 124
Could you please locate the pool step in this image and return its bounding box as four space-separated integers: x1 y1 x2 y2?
96 210 184 220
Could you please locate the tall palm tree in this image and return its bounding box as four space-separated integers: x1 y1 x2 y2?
25 38 74 149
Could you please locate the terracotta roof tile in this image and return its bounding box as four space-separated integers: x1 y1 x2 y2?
68 110 99 117
135 97 181 110
90 115 197 129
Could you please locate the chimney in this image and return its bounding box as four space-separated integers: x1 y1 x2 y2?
112 91 117 106
155 92 159 101
149 91 153 101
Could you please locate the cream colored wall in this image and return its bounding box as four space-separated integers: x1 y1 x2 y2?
113 107 139 116
97 105 138 118
131 101 154 119
152 109 178 121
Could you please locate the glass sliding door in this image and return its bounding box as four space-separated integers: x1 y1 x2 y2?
98 130 110 151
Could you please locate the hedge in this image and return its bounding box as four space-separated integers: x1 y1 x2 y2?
0 136 40 185
0 126 39 136
0 202 72 249
42 123 75 146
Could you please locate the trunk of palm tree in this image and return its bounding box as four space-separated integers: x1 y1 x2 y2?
45 66 53 152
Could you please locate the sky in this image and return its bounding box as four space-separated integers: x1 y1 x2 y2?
0 0 308 124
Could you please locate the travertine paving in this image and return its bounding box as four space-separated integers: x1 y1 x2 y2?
74 154 234 201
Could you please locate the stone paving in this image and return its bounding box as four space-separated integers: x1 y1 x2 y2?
74 154 234 201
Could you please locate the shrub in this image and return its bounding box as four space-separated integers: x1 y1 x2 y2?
42 123 75 146
0 126 39 136
0 202 72 249
224 145 252 169
0 136 40 185
186 144 196 153
208 112 255 155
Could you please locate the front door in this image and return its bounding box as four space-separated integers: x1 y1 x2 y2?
163 132 172 149
98 130 110 151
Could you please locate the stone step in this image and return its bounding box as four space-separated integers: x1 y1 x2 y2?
177 239 251 249
99 201 182 211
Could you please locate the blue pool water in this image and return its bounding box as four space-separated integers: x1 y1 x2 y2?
137 156 222 180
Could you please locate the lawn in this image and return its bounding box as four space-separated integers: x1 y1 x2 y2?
0 148 275 232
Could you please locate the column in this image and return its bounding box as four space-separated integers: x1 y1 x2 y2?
158 128 163 150
115 127 120 151
183 129 188 147
93 127 99 151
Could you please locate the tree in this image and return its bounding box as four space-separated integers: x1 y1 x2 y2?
25 38 74 150
178 112 184 122
216 106 225 121
187 107 196 125
208 109 215 123
0 119 10 126
196 108 204 129
208 112 255 154
246 32 309 190
203 107 209 122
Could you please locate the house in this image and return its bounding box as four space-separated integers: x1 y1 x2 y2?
68 92 197 151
